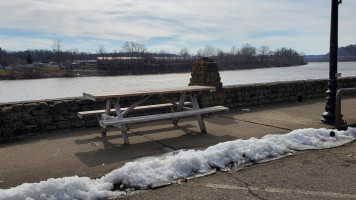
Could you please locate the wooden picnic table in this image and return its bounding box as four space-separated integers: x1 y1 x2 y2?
80 85 228 144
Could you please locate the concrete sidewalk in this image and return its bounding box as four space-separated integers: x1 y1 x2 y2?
0 97 355 199
126 141 356 200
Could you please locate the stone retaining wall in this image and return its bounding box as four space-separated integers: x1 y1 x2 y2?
0 95 180 141
200 77 356 108
1 77 356 141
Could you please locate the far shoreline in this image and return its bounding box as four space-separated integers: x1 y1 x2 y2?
0 62 312 81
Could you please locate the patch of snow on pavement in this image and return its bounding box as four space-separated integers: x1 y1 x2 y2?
1 128 355 200
263 128 356 150
0 176 123 200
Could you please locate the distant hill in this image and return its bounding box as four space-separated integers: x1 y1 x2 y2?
305 44 356 62
338 44 356 57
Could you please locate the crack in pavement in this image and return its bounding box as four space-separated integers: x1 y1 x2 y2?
220 115 293 131
133 131 177 151
230 174 267 200
189 181 356 199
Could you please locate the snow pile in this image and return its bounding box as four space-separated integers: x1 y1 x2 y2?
1 127 355 200
102 128 356 188
0 176 123 200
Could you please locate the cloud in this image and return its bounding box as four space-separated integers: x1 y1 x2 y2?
0 0 355 54
0 34 54 50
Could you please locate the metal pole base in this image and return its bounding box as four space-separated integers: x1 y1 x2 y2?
321 112 345 125
321 111 335 125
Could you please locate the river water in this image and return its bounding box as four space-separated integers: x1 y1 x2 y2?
0 62 355 103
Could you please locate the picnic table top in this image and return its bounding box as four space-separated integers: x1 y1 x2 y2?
83 85 216 101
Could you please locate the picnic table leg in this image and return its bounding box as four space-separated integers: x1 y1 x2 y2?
101 128 107 136
172 92 187 125
101 99 112 136
115 98 130 144
190 93 207 133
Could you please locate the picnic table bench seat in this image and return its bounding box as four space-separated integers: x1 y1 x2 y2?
100 105 228 126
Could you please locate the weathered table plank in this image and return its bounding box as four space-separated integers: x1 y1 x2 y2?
83 86 216 101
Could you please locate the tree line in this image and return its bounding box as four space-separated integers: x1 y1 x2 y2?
0 41 306 78
197 44 306 70
98 43 306 75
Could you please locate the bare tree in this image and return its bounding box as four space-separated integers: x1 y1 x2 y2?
122 41 147 63
196 49 203 57
258 45 272 62
52 40 63 70
112 49 119 57
228 46 240 66
230 46 239 55
69 48 78 74
178 47 190 60
240 44 257 66
70 48 79 63
273 48 305 66
241 44 257 56
216 48 224 59
201 45 216 57
97 45 106 59
61 48 78 77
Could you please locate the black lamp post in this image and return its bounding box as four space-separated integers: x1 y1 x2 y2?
321 0 343 124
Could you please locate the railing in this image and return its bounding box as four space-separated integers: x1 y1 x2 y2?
335 88 356 130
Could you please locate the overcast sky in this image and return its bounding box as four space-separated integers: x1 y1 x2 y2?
0 0 355 55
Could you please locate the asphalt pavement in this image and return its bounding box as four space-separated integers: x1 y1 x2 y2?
0 97 355 200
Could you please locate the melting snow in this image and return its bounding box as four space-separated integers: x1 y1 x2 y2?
1 128 355 200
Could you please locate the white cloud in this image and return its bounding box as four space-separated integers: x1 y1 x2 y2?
0 0 355 54
0 35 54 50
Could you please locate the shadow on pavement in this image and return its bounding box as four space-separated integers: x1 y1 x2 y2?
75 124 238 167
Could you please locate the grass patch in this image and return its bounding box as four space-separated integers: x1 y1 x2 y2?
41 66 61 72
0 69 7 76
